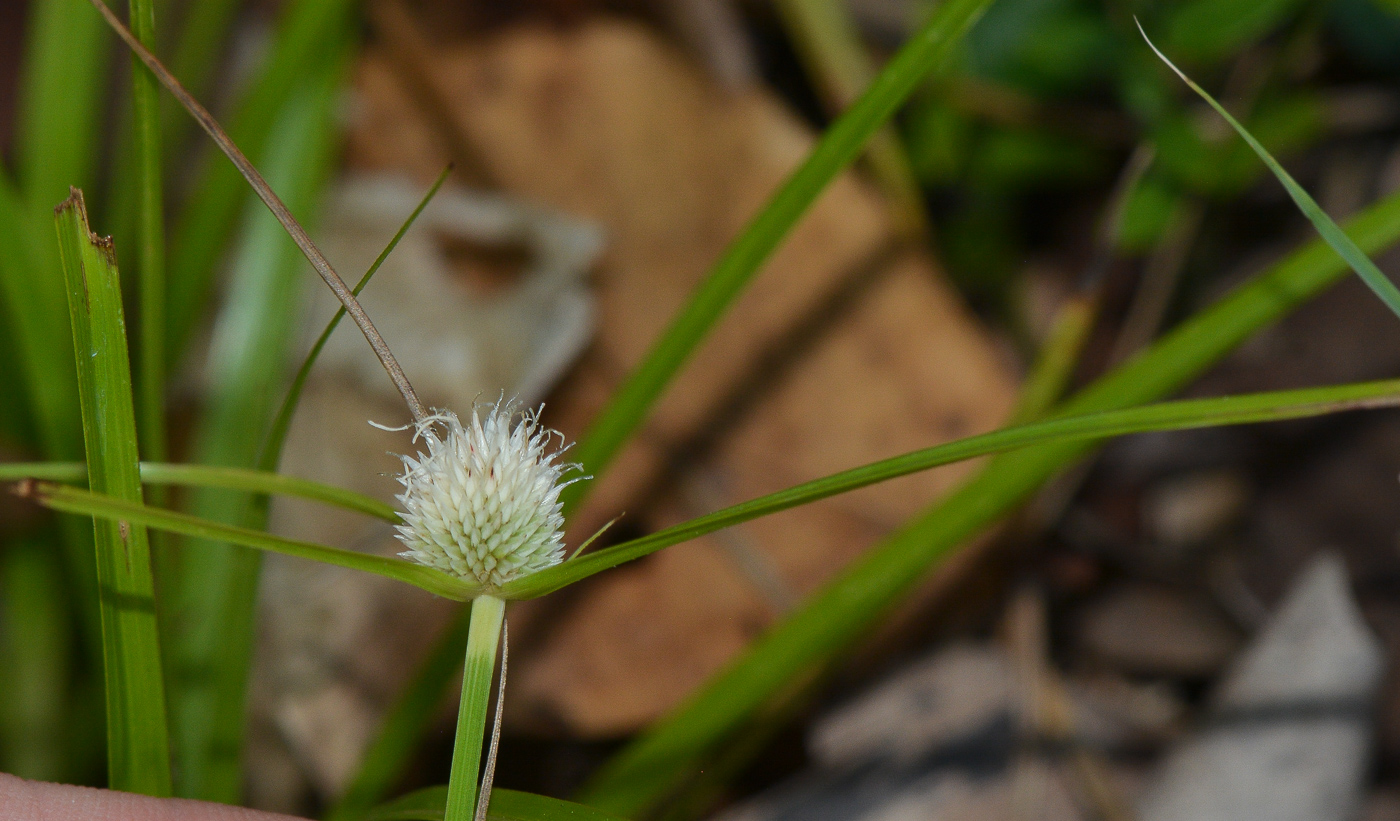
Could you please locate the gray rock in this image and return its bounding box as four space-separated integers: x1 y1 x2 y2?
1137 554 1384 821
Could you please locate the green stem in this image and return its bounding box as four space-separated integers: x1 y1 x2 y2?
128 0 166 467
446 595 505 821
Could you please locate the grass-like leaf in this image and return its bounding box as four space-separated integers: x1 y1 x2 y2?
576 186 1400 815
1139 21 1400 321
365 786 628 821
258 164 452 474
774 0 928 236
17 0 108 209
22 482 480 602
126 0 167 466
0 178 79 460
561 0 994 513
162 0 358 361
54 190 171 795
164 54 348 801
0 540 72 781
508 377 1400 599
326 610 474 821
0 462 398 523
23 377 1400 609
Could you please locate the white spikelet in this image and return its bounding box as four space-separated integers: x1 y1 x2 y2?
391 401 578 588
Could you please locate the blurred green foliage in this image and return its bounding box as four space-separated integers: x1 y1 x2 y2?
900 0 1400 308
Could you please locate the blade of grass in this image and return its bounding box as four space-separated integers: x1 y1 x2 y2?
127 0 167 467
27 375 1400 609
561 0 993 513
1139 22 1400 320
1006 295 1098 426
16 0 109 208
325 607 474 821
364 786 629 821
0 177 81 462
0 539 72 782
164 0 244 136
55 190 172 795
93 0 427 422
0 462 398 522
133 0 364 365
576 186 1400 815
0 176 102 686
162 52 348 801
333 380 1400 812
22 482 480 602
773 0 928 237
259 164 453 475
507 376 1400 598
8 0 128 698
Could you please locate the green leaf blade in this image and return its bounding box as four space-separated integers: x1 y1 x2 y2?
24 483 479 602
127 0 168 466
0 461 398 522
1139 22 1400 322
575 185 1400 816
164 0 359 362
54 190 172 796
164 48 350 801
562 0 994 513
365 786 629 821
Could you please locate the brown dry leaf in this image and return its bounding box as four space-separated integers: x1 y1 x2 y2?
346 18 1017 736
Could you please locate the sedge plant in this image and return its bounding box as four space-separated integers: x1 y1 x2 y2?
8 1 1400 820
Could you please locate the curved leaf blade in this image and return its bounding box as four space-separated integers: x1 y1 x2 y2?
506 377 1400 599
20 482 478 602
1139 21 1400 320
562 0 995 513
365 786 629 821
0 461 399 523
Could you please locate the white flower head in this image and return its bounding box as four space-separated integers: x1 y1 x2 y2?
391 400 579 589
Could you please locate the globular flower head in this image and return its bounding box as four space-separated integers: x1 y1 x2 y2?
392 401 578 589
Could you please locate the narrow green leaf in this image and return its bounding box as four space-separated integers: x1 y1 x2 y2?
0 176 80 461
577 186 1400 815
366 786 629 821
774 0 928 236
510 377 1400 599
163 48 352 800
24 483 480 602
127 0 168 466
1005 295 1097 425
164 0 359 362
54 190 171 796
0 539 72 782
327 608 473 821
16 0 109 208
0 175 101 682
166 0 245 126
259 164 453 475
6 0 112 667
561 0 994 513
0 462 398 523
1140 22 1400 321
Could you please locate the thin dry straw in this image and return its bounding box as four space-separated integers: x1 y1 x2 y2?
87 0 429 423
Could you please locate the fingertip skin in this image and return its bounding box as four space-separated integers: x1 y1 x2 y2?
0 774 305 821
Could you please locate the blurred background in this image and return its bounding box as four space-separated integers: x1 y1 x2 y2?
5 0 1400 818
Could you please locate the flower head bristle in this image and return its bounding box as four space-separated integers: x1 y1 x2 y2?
391 400 578 588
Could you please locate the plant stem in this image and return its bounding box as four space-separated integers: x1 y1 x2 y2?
128 0 165 468
446 595 505 821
